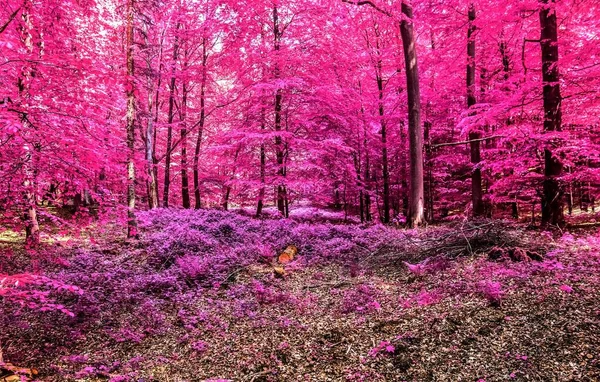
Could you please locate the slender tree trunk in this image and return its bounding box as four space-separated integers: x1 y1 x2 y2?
146 99 158 208
256 108 266 217
500 39 519 219
424 120 434 221
539 0 564 227
193 39 208 209
355 152 364 223
363 109 372 222
273 4 287 216
400 1 425 227
125 0 137 237
143 23 159 209
222 186 231 211
512 197 519 219
180 49 190 208
400 119 408 217
163 23 180 208
23 149 40 245
18 4 40 245
152 59 162 204
376 58 390 224
467 3 483 217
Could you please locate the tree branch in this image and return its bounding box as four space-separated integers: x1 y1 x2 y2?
0 7 21 35
429 135 504 149
341 0 393 17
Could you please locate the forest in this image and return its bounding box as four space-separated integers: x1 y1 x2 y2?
1 0 600 380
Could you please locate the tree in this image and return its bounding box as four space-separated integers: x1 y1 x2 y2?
162 21 181 208
539 0 564 227
400 1 425 227
467 3 484 217
125 0 137 238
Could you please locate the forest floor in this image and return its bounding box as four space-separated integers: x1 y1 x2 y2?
1 209 600 381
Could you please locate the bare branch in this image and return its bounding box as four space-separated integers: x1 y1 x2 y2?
0 7 21 35
341 0 393 17
429 135 504 149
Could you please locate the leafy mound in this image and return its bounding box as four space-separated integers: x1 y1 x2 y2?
0 210 598 381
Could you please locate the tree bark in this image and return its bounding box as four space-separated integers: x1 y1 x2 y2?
180 46 190 209
162 22 180 208
256 108 266 217
400 1 425 227
222 186 231 211
424 120 434 221
193 37 208 209
467 3 484 217
363 108 372 222
126 0 137 238
273 4 288 217
143 21 159 209
18 2 40 245
376 44 390 223
539 0 564 227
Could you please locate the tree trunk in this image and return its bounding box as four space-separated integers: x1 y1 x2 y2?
256 108 266 217
18 4 40 245
180 48 190 209
424 120 434 221
162 23 180 208
539 0 564 227
152 56 162 204
400 1 425 227
500 39 519 219
273 4 287 217
467 3 484 217
126 0 137 238
143 22 159 209
222 186 231 211
363 112 372 222
376 56 390 224
23 147 40 246
193 38 208 209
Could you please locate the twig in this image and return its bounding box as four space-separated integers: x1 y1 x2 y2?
247 369 273 382
303 281 353 290
429 135 503 149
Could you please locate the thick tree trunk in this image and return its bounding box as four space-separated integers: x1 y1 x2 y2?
539 0 564 227
467 3 484 217
126 0 137 238
163 23 180 208
400 1 425 227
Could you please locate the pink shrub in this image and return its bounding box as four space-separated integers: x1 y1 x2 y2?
341 284 381 314
477 281 504 306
